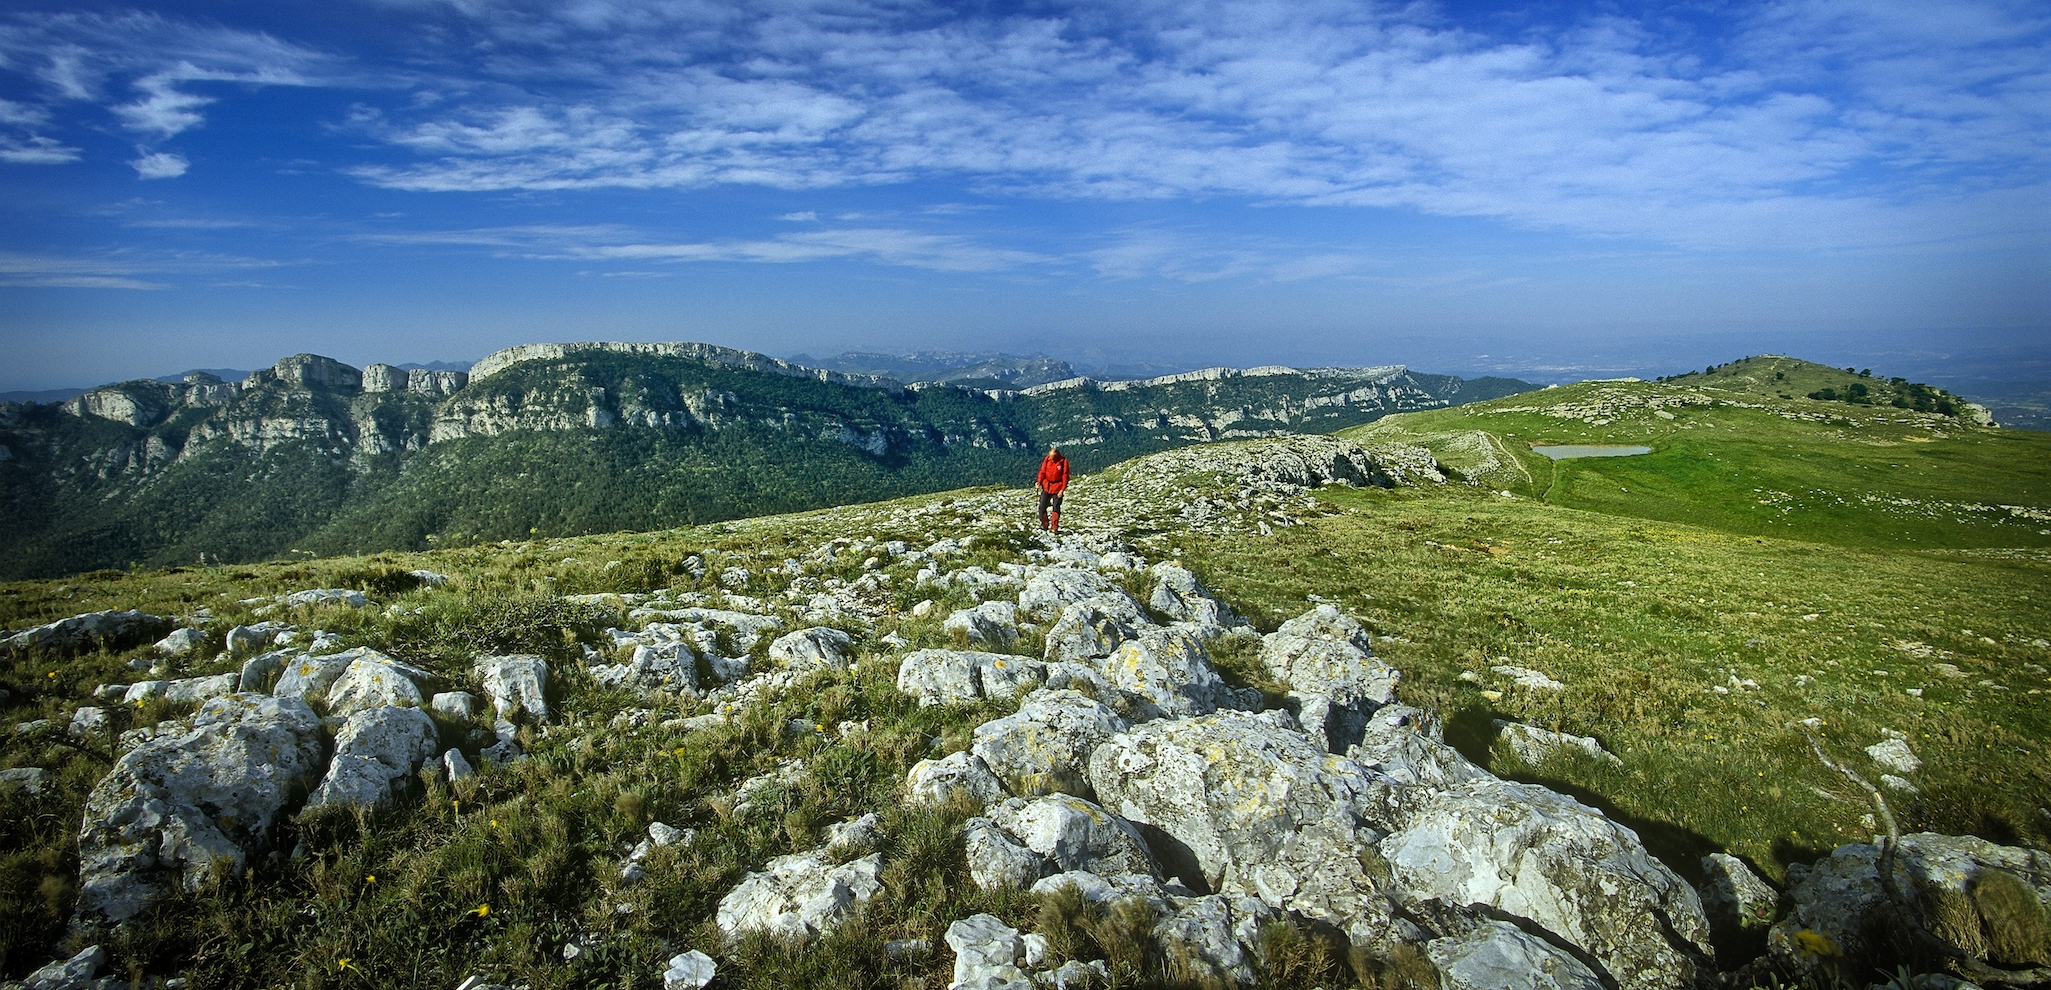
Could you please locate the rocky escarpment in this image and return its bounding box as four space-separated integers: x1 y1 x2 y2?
0 343 1534 579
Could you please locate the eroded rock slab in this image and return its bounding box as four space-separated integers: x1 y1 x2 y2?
77 693 327 924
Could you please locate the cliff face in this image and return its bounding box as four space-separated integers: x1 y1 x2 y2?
0 342 1533 577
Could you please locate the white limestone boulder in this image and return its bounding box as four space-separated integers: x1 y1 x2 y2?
964 817 1048 890
1699 852 1779 936
591 642 698 697
1098 627 1256 722
1765 833 2051 975
714 845 884 943
305 706 440 809
154 627 206 656
1085 709 1393 946
1425 920 1605 990
325 652 437 717
987 793 1160 879
1147 562 1246 630
945 913 1033 990
944 600 1022 650
971 690 1128 799
474 654 549 723
1042 594 1148 664
1378 777 1714 990
75 693 327 924
897 649 1047 707
1020 567 1129 621
1153 893 1278 987
906 751 1006 809
1260 605 1398 753
769 626 854 670
271 650 365 704
2 610 169 658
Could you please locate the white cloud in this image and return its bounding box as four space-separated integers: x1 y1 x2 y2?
780 211 818 221
130 150 188 179
0 247 283 289
0 133 78 163
315 0 2047 251
363 221 1052 273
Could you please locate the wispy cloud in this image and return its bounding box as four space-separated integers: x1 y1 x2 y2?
0 247 286 289
303 0 2050 250
0 10 348 173
361 222 1052 273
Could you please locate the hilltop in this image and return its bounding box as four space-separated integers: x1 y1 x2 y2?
0 358 2045 989
0 343 1533 581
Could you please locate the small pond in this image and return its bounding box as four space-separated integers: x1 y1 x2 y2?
1531 444 1652 459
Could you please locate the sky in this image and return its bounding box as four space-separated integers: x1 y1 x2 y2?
1 0 2046 391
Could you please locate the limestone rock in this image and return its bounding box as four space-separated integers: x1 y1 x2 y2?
431 691 478 719
1865 730 1922 774
988 793 1160 878
2 610 168 658
474 654 550 723
443 748 476 782
17 945 109 990
69 706 107 739
283 588 368 609
1031 870 1176 914
1347 704 1490 797
591 642 698 697
945 600 1022 650
1154 893 1277 987
0 766 50 796
972 690 1128 798
1086 709 1394 945
964 816 1049 890
1099 627 1254 722
1765 832 2051 973
1699 852 1779 935
946 913 1032 990
898 649 1046 707
1379 777 1713 990
225 623 284 658
271 651 364 703
163 673 240 705
1042 595 1147 664
1425 920 1604 990
663 950 716 990
1261 605 1397 753
306 706 440 808
154 627 205 656
238 649 293 692
1494 721 1621 767
76 693 327 924
907 751 1007 809
324 653 434 717
1492 664 1564 690
769 626 854 670
1020 568 1128 621
714 846 884 943
1148 562 1245 629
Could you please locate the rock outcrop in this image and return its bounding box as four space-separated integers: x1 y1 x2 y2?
76 694 328 924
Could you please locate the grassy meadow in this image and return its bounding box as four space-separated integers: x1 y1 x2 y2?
0 355 2045 988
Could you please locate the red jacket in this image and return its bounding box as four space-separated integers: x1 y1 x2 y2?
1036 453 1069 494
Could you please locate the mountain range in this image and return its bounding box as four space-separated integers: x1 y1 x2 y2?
0 341 1535 579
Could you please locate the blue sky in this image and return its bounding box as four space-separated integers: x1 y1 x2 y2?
1 0 2045 391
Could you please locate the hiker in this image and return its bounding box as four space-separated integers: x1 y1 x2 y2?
1036 444 1069 531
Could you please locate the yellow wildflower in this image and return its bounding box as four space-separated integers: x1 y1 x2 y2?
471 904 490 918
337 958 353 972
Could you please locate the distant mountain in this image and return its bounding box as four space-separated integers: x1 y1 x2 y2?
0 341 1536 578
789 350 1080 388
0 388 89 405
